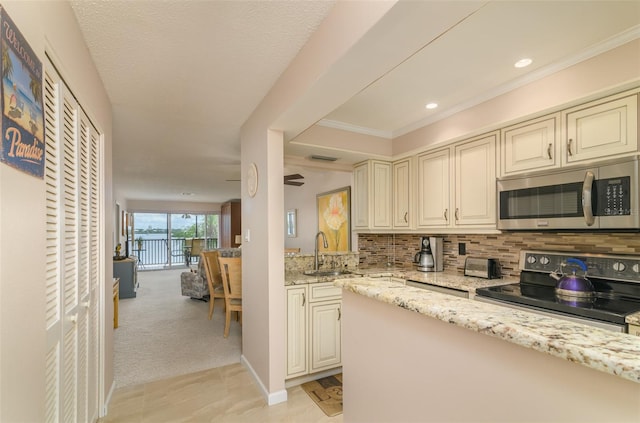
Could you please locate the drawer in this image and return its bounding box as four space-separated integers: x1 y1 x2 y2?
309 283 342 302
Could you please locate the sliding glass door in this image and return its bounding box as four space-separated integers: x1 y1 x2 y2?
131 213 168 268
131 212 219 269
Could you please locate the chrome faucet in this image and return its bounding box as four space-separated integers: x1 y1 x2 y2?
314 231 328 271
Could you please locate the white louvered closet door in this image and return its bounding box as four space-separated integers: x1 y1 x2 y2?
44 59 101 423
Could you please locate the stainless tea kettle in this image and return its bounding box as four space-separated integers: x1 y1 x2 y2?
550 257 595 299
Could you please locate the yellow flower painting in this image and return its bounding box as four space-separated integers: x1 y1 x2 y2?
317 187 351 252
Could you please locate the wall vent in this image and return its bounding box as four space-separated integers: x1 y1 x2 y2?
309 154 338 162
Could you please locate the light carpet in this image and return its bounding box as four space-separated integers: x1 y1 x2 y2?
114 268 241 388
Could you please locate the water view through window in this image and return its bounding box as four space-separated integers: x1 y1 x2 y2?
131 212 219 269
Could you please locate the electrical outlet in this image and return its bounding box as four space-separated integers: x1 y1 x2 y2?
458 242 466 255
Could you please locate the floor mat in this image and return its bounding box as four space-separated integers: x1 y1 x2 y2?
301 373 343 417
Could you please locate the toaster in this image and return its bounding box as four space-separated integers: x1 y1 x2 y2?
464 257 500 279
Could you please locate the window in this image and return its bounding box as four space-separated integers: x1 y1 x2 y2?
130 212 219 268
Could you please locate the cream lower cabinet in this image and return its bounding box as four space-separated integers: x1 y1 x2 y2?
417 132 497 229
309 301 341 371
286 286 308 377
286 282 342 379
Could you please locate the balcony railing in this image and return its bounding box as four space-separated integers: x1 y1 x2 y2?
128 238 218 269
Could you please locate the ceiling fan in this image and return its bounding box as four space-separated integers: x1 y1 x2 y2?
284 174 304 186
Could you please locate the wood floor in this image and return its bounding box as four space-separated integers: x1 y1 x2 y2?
99 363 344 423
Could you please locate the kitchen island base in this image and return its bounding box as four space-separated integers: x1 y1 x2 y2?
341 290 640 422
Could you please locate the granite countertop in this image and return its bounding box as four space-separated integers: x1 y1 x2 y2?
285 267 640 324
335 277 640 384
285 266 516 292
284 270 363 285
628 314 640 325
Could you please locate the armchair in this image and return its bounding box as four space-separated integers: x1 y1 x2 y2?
180 258 209 300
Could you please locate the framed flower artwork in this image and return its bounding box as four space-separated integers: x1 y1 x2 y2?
317 186 351 252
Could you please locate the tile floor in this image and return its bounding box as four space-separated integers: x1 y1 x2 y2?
99 363 343 423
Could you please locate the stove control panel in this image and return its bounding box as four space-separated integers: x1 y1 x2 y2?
519 250 640 283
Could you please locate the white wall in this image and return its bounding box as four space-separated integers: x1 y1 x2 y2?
284 167 352 253
0 1 112 421
240 1 398 403
342 290 640 422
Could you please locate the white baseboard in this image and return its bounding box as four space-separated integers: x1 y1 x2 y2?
241 354 288 406
102 379 116 417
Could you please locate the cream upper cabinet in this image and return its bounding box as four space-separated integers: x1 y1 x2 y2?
564 91 638 164
417 132 497 229
353 160 392 230
392 158 413 229
353 163 369 228
417 148 450 227
501 113 561 176
454 133 497 227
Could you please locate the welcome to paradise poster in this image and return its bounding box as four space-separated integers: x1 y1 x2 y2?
0 7 44 179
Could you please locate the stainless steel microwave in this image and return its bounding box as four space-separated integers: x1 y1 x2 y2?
497 158 640 230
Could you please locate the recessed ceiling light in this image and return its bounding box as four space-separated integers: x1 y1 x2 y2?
181 192 194 196
514 58 532 68
425 102 438 110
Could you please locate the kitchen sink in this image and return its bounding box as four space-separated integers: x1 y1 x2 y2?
303 269 352 277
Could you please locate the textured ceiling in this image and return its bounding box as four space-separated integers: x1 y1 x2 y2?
70 0 336 203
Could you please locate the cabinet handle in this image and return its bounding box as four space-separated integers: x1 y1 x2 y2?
547 143 552 160
403 212 408 223
567 138 573 156
444 209 448 221
302 292 306 307
338 306 341 321
455 208 460 221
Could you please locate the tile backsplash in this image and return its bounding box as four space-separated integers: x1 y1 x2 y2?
358 232 640 277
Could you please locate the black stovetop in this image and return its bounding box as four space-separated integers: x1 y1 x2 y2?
476 271 640 325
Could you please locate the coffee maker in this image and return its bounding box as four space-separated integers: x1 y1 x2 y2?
414 236 443 272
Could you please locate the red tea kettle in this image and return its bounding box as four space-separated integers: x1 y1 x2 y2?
550 258 595 299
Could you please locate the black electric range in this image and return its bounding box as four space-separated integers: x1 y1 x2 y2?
475 250 640 330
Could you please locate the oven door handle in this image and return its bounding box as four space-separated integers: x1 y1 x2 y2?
582 171 595 226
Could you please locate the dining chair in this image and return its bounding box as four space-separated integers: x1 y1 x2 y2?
218 256 242 338
201 251 226 319
191 238 205 257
